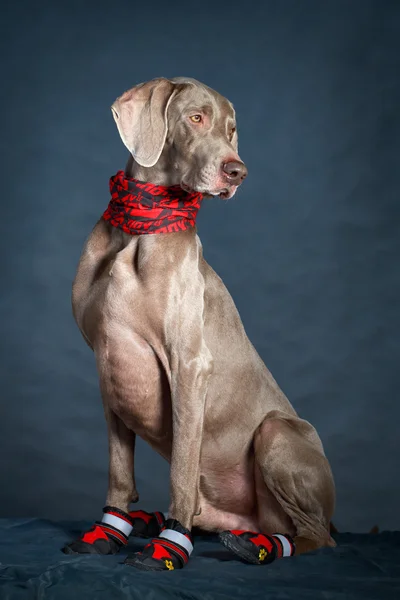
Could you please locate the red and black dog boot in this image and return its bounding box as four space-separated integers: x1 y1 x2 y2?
218 530 295 565
125 518 193 571
62 506 134 555
128 510 165 538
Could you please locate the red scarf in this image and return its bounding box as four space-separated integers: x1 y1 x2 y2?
102 171 203 235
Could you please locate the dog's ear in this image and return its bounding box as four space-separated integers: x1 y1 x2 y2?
111 78 177 168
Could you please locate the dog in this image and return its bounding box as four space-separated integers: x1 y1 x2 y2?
64 77 336 571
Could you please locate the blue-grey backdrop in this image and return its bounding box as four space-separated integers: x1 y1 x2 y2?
1 0 399 532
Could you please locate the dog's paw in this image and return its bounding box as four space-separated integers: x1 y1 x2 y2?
125 518 193 571
128 510 165 538
62 524 123 555
124 539 186 571
219 530 295 565
124 542 179 571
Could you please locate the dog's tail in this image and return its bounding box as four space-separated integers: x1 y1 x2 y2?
369 525 379 534
329 522 338 534
329 522 379 534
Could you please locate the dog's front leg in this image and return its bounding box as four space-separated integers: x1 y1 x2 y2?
126 267 213 571
167 343 213 529
63 407 139 555
105 406 139 510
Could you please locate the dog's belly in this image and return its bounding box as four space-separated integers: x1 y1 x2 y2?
195 456 293 534
195 452 258 531
193 504 259 532
196 418 295 534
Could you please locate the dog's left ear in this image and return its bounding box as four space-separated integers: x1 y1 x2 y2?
111 78 177 168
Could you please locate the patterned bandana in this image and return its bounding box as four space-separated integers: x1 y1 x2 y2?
102 171 204 235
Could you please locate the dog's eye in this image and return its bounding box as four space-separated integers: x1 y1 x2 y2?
229 127 236 140
189 115 202 123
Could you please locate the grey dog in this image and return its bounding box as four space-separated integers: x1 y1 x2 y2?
67 77 336 569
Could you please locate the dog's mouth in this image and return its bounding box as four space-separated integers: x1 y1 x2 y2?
181 181 237 200
217 187 237 200
208 185 238 200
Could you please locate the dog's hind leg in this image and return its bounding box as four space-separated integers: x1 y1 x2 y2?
219 410 336 564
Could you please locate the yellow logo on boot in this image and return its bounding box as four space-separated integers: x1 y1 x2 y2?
258 548 268 561
165 560 174 570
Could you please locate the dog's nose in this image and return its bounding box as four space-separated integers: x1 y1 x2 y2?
222 161 248 185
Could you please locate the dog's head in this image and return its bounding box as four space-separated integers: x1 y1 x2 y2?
111 77 247 199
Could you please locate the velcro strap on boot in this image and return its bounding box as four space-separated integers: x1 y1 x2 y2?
159 529 194 556
156 518 194 566
99 506 134 546
272 533 296 557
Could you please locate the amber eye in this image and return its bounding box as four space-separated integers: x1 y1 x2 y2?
189 114 202 123
229 126 236 140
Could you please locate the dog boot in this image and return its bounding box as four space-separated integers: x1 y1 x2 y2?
62 506 134 555
125 518 193 571
128 509 165 538
219 530 295 564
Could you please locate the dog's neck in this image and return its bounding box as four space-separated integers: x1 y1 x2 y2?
125 155 180 187
103 170 203 236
